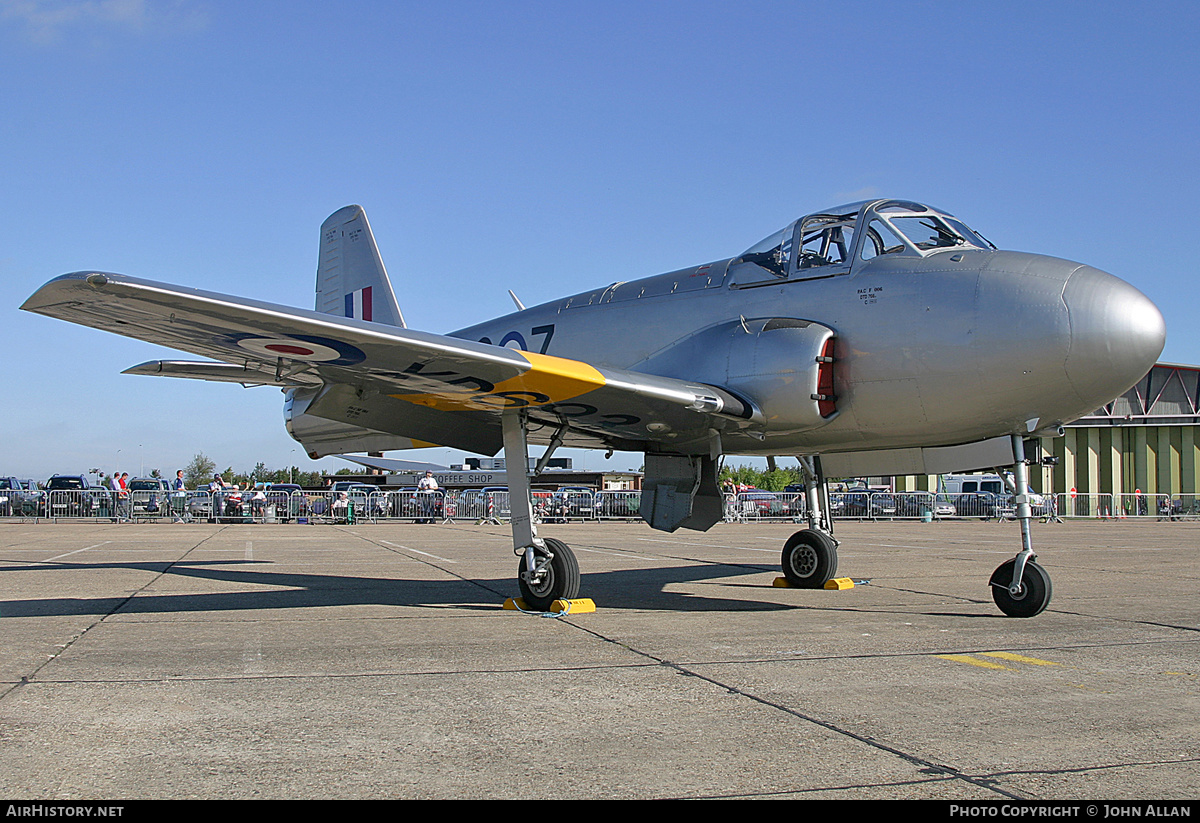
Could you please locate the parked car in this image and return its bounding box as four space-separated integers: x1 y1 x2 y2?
597 491 640 518
992 494 1017 520
265 483 303 520
547 487 596 520
344 483 389 517
829 492 869 518
739 491 791 517
45 475 106 518
127 477 169 516
930 495 957 518
456 487 509 520
0 476 42 516
187 490 214 519
869 494 898 519
954 492 1010 519
331 480 373 493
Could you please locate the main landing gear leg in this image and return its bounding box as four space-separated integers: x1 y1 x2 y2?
781 456 839 588
503 410 580 610
990 435 1053 617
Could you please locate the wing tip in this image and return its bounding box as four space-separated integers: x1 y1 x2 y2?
21 271 110 312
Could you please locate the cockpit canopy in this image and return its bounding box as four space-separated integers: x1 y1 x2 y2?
736 199 994 282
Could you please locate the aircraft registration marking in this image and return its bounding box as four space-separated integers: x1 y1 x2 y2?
857 286 883 305
478 323 556 353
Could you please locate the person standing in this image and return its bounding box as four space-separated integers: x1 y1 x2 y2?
209 474 228 520
105 471 121 522
172 470 187 522
417 471 439 523
108 471 129 521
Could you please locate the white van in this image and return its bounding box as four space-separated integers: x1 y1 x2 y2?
940 473 1006 495
939 473 1045 511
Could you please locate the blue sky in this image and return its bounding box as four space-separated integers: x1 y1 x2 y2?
2 0 1197 481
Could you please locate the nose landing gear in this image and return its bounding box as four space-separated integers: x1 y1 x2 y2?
990 435 1054 617
990 557 1052 617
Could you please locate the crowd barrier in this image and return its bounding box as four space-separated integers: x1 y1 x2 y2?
6 488 1200 524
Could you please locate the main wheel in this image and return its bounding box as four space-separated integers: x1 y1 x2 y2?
781 529 838 588
517 537 581 611
990 559 1052 617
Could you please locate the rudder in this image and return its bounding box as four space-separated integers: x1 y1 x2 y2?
316 205 406 328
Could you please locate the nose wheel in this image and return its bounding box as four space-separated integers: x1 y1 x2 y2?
990 558 1052 617
517 537 581 611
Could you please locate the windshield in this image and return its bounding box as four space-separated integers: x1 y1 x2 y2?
863 201 994 259
737 224 794 277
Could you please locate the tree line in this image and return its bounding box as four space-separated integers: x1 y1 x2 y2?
175 454 804 492
180 453 354 490
718 464 803 492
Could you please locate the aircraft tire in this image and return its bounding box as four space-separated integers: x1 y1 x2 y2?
781 529 838 588
990 559 1052 617
517 538 580 611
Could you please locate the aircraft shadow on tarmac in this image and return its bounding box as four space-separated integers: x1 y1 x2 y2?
0 558 809 617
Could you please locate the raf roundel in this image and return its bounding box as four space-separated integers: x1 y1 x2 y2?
230 333 366 365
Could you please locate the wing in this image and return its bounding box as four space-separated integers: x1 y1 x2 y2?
22 272 763 455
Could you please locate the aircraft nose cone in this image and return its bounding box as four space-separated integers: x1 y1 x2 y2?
1062 266 1165 407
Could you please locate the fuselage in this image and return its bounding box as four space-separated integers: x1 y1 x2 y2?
454 244 1165 458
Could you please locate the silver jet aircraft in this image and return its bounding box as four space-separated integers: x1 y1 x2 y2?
22 199 1166 617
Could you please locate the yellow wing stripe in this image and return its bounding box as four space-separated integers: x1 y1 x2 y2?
389 350 606 412
514 351 607 398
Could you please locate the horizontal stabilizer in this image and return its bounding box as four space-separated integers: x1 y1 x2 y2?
335 454 449 473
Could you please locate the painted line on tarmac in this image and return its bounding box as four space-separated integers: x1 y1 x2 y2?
937 652 1062 670
572 545 662 561
380 540 458 563
636 537 777 553
42 541 112 562
981 651 1061 666
936 654 1012 670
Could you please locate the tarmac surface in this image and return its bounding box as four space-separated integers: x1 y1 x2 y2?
0 517 1197 800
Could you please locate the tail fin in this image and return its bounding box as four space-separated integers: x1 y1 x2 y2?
315 205 406 328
